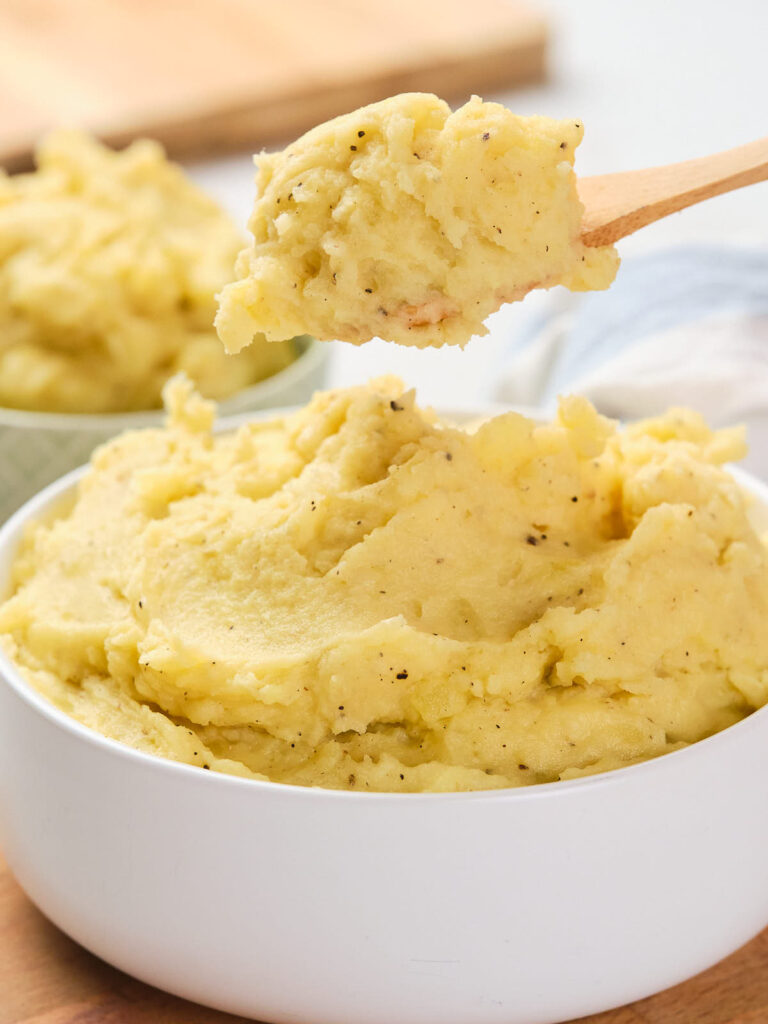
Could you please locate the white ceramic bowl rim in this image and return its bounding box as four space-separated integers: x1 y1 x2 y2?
1 437 767 806
0 335 324 431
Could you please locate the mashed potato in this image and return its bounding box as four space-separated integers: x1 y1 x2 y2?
1 379 767 792
216 93 618 352
0 131 294 413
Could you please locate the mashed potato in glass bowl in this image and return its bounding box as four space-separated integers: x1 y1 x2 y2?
1 377 766 793
0 132 327 521
0 130 295 414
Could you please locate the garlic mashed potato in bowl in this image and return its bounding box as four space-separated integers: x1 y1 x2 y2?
0 132 326 520
1 379 766 792
0 130 294 415
0 385 767 1024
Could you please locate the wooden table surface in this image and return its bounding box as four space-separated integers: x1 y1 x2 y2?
2 854 767 1024
0 0 547 171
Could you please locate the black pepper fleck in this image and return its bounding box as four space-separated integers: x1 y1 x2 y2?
396 670 408 679
390 399 404 411
526 535 538 546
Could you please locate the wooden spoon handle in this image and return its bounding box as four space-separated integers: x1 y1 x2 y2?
579 136 768 247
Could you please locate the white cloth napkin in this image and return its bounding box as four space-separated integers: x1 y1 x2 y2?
494 247 768 479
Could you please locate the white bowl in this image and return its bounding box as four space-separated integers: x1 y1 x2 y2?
0 425 767 1024
0 335 327 524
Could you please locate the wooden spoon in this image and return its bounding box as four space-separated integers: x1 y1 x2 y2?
579 136 768 248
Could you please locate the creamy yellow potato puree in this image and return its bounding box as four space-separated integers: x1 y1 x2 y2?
2 379 767 792
216 93 619 352
0 130 293 413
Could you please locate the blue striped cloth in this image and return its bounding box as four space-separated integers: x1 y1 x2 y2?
495 246 768 477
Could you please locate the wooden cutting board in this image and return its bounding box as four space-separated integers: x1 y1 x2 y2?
0 0 547 171
2 853 767 1024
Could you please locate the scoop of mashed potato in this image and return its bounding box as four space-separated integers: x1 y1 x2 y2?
0 131 294 413
216 93 619 352
1 379 766 792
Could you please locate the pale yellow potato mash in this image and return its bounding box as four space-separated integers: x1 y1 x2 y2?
216 93 618 352
0 131 293 413
2 380 766 793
